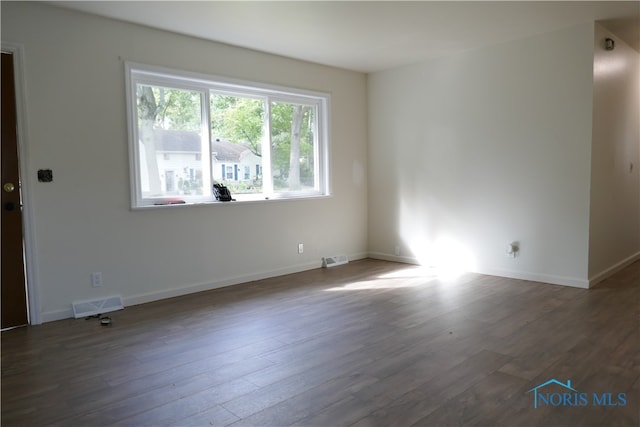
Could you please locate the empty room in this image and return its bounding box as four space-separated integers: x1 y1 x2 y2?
1 1 639 426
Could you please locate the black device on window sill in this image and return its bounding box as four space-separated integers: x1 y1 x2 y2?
213 183 234 202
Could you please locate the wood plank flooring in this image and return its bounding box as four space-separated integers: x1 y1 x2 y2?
2 259 639 426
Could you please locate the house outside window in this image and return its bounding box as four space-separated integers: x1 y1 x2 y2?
126 63 330 208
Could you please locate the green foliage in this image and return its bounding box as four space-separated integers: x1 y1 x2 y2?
137 85 201 131
210 95 264 156
270 102 315 189
224 180 262 194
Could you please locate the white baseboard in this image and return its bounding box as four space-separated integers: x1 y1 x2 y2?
588 251 640 287
47 249 629 323
475 268 589 289
368 251 420 265
368 251 590 288
40 252 369 323
41 308 75 323
124 260 324 308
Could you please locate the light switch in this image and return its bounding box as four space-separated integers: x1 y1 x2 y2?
38 169 53 182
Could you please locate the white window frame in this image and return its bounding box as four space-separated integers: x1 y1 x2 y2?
125 62 330 209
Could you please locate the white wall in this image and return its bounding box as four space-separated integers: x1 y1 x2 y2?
368 24 596 286
588 24 640 282
2 2 368 321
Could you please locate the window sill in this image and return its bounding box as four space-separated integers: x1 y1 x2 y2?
132 193 330 210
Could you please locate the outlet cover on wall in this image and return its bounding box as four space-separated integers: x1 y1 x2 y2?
91 272 103 287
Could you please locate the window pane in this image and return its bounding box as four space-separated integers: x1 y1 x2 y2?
129 64 328 207
210 94 264 194
136 84 205 198
270 101 316 193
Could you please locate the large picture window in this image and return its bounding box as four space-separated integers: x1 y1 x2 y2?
126 63 330 208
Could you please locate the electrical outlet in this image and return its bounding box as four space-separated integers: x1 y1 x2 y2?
91 272 103 287
506 242 519 258
298 243 304 254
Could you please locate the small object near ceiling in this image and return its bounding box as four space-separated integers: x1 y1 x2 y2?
604 37 616 50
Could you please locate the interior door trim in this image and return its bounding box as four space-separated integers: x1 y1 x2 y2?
2 42 41 325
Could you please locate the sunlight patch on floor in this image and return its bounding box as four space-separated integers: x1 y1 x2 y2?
324 275 436 291
377 266 435 279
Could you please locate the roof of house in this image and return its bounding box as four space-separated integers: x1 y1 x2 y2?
152 129 200 153
211 138 250 162
152 129 254 162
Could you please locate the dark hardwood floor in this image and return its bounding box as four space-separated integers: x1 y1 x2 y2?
2 258 639 426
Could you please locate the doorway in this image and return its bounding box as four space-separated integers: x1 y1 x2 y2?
2 51 29 329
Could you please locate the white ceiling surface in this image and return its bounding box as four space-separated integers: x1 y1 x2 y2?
51 1 640 73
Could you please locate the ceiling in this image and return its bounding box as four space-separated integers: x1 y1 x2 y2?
51 1 640 73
